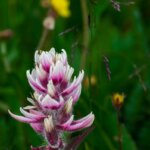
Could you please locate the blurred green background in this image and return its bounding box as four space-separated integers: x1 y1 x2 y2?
0 0 150 149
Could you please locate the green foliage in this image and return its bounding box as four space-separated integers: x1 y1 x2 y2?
0 0 150 149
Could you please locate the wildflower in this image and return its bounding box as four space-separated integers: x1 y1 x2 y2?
9 48 94 149
84 75 97 88
50 0 71 17
43 16 55 30
112 93 125 109
0 29 13 41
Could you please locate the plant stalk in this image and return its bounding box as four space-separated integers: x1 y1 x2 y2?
80 0 89 69
37 28 49 50
117 110 122 150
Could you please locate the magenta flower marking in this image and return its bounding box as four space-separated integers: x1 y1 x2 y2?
9 48 95 149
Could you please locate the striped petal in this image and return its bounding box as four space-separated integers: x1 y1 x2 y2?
59 112 94 132
8 110 38 123
41 95 60 109
62 70 84 96
27 70 47 93
49 61 65 84
20 107 45 120
30 122 44 133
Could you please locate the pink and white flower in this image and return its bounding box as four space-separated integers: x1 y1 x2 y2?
9 48 94 149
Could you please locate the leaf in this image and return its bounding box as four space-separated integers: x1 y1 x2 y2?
122 125 137 150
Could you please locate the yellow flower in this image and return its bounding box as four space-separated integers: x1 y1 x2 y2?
112 93 125 109
50 0 70 17
84 75 97 88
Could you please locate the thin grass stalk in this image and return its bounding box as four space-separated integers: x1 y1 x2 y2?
80 0 89 69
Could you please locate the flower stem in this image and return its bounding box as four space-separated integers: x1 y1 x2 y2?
37 9 54 50
117 110 122 150
80 0 89 69
37 28 49 50
0 42 11 72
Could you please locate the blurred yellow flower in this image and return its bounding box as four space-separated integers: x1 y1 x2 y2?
84 75 97 88
50 0 70 17
112 93 125 109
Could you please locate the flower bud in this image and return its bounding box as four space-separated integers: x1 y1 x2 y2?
112 93 125 109
84 75 97 88
44 115 54 133
47 80 56 97
43 16 55 30
0 29 13 41
64 97 73 114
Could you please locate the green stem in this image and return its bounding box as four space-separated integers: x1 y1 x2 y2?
37 9 54 50
37 28 49 50
0 42 11 72
117 110 122 150
80 0 89 69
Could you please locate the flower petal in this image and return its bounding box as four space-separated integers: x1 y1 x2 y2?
49 61 65 84
20 107 45 120
66 84 81 103
59 112 94 132
8 110 38 123
30 122 44 133
41 95 60 109
26 70 47 93
62 70 84 96
47 80 56 97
